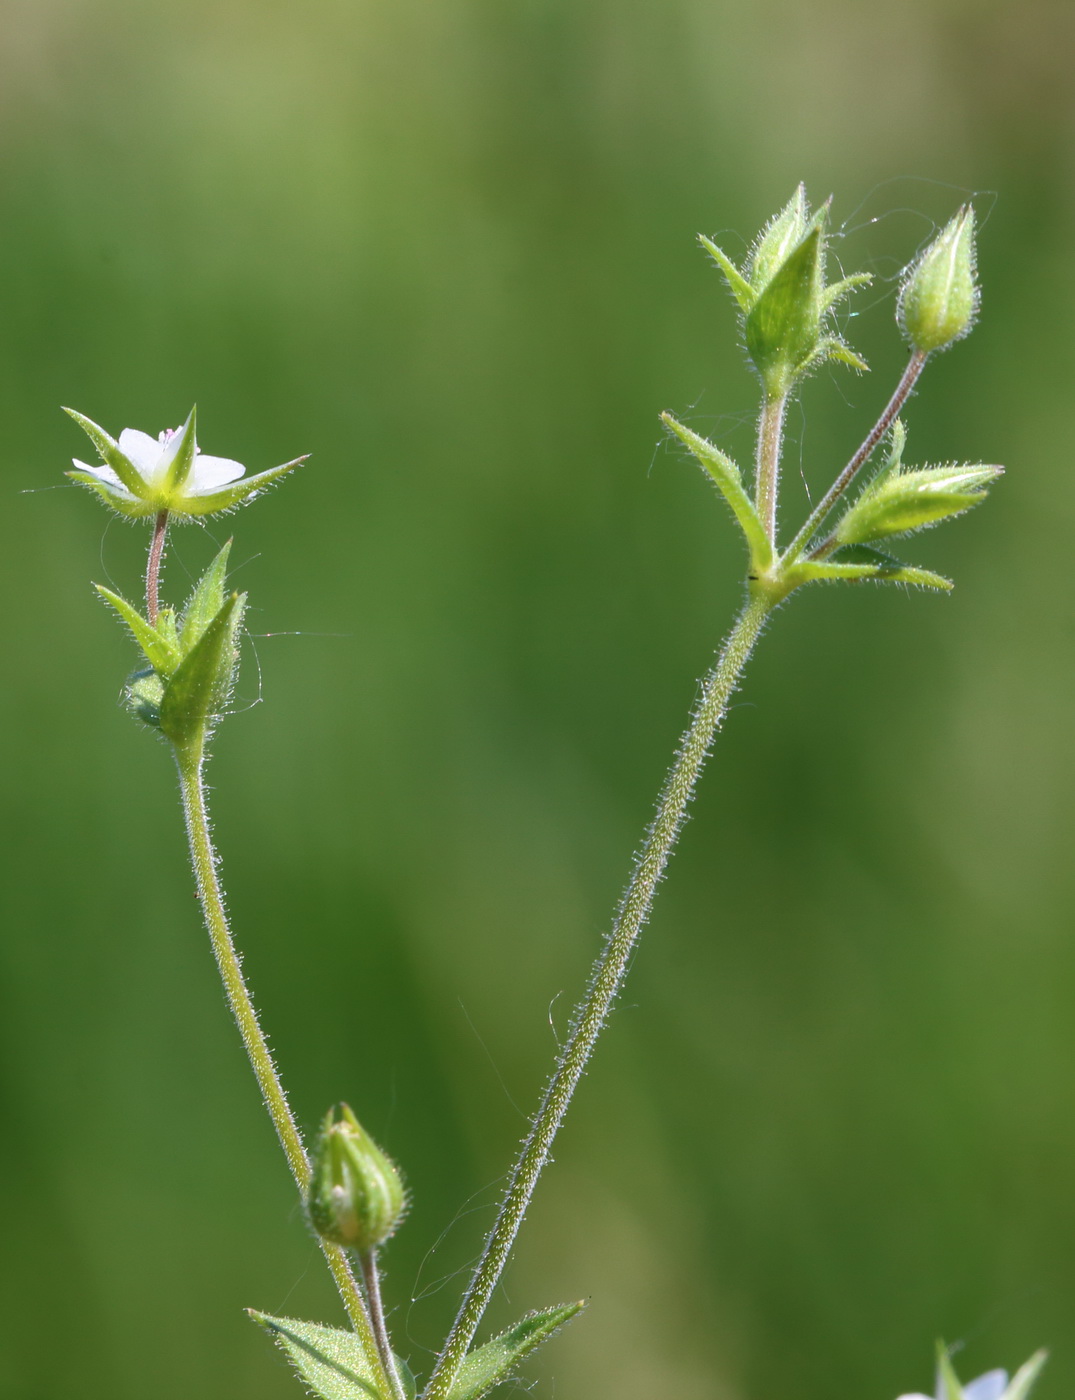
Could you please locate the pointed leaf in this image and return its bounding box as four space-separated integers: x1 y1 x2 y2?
698 236 754 310
790 544 952 592
250 1311 385 1400
159 592 245 748
447 1302 585 1400
63 408 148 498
661 413 772 570
94 585 182 675
1005 1352 1048 1400
180 540 234 651
162 407 198 493
179 457 305 516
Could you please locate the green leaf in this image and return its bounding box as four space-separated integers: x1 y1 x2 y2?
63 407 148 498
159 591 245 749
162 406 198 494
790 544 952 591
94 585 182 676
697 235 754 310
1006 1351 1048 1400
179 540 233 652
250 1311 385 1400
179 457 305 516
661 413 772 571
447 1302 585 1400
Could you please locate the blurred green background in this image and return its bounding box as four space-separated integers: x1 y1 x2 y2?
2 0 1074 1396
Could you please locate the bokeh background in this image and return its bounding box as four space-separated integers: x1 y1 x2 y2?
2 0 1075 1396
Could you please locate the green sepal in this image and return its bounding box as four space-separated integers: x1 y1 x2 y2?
821 271 873 313
94 585 182 676
1006 1351 1049 1400
63 407 148 499
747 184 809 290
446 1302 585 1400
816 337 869 373
179 540 233 651
661 413 772 571
159 591 245 749
178 458 305 516
125 667 166 727
936 1345 965 1400
249 1311 384 1400
162 407 197 494
745 222 824 392
698 235 754 310
790 543 952 592
835 463 1001 546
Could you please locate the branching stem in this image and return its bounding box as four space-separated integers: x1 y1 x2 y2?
174 741 390 1393
422 590 773 1400
783 349 928 563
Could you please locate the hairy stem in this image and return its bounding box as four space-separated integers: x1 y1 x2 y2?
174 742 389 1388
755 392 787 544
783 348 928 563
422 591 773 1400
360 1250 408 1400
146 510 169 624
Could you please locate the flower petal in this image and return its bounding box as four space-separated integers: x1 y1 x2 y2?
964 1373 1008 1400
189 454 247 493
118 428 164 479
74 458 127 490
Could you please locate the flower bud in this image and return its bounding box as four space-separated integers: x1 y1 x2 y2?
307 1105 406 1252
897 208 978 353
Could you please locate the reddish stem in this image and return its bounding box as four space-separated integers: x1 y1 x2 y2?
146 510 169 624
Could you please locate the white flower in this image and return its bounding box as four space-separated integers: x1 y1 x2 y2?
74 425 246 502
898 1350 1046 1400
65 406 304 520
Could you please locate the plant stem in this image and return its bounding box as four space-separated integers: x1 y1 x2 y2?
146 510 169 624
360 1250 408 1400
782 348 928 563
755 392 787 544
422 590 773 1400
173 740 390 1391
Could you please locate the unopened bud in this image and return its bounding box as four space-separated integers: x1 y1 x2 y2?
897 208 978 353
307 1104 406 1252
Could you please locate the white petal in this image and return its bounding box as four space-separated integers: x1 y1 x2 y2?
895 1393 934 1400
189 454 246 493
74 458 124 488
153 428 186 483
72 459 136 500
964 1373 1008 1400
118 428 164 479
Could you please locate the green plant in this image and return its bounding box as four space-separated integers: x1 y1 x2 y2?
66 188 1043 1400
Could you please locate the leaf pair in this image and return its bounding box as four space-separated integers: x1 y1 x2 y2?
253 1301 584 1400
96 541 245 747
